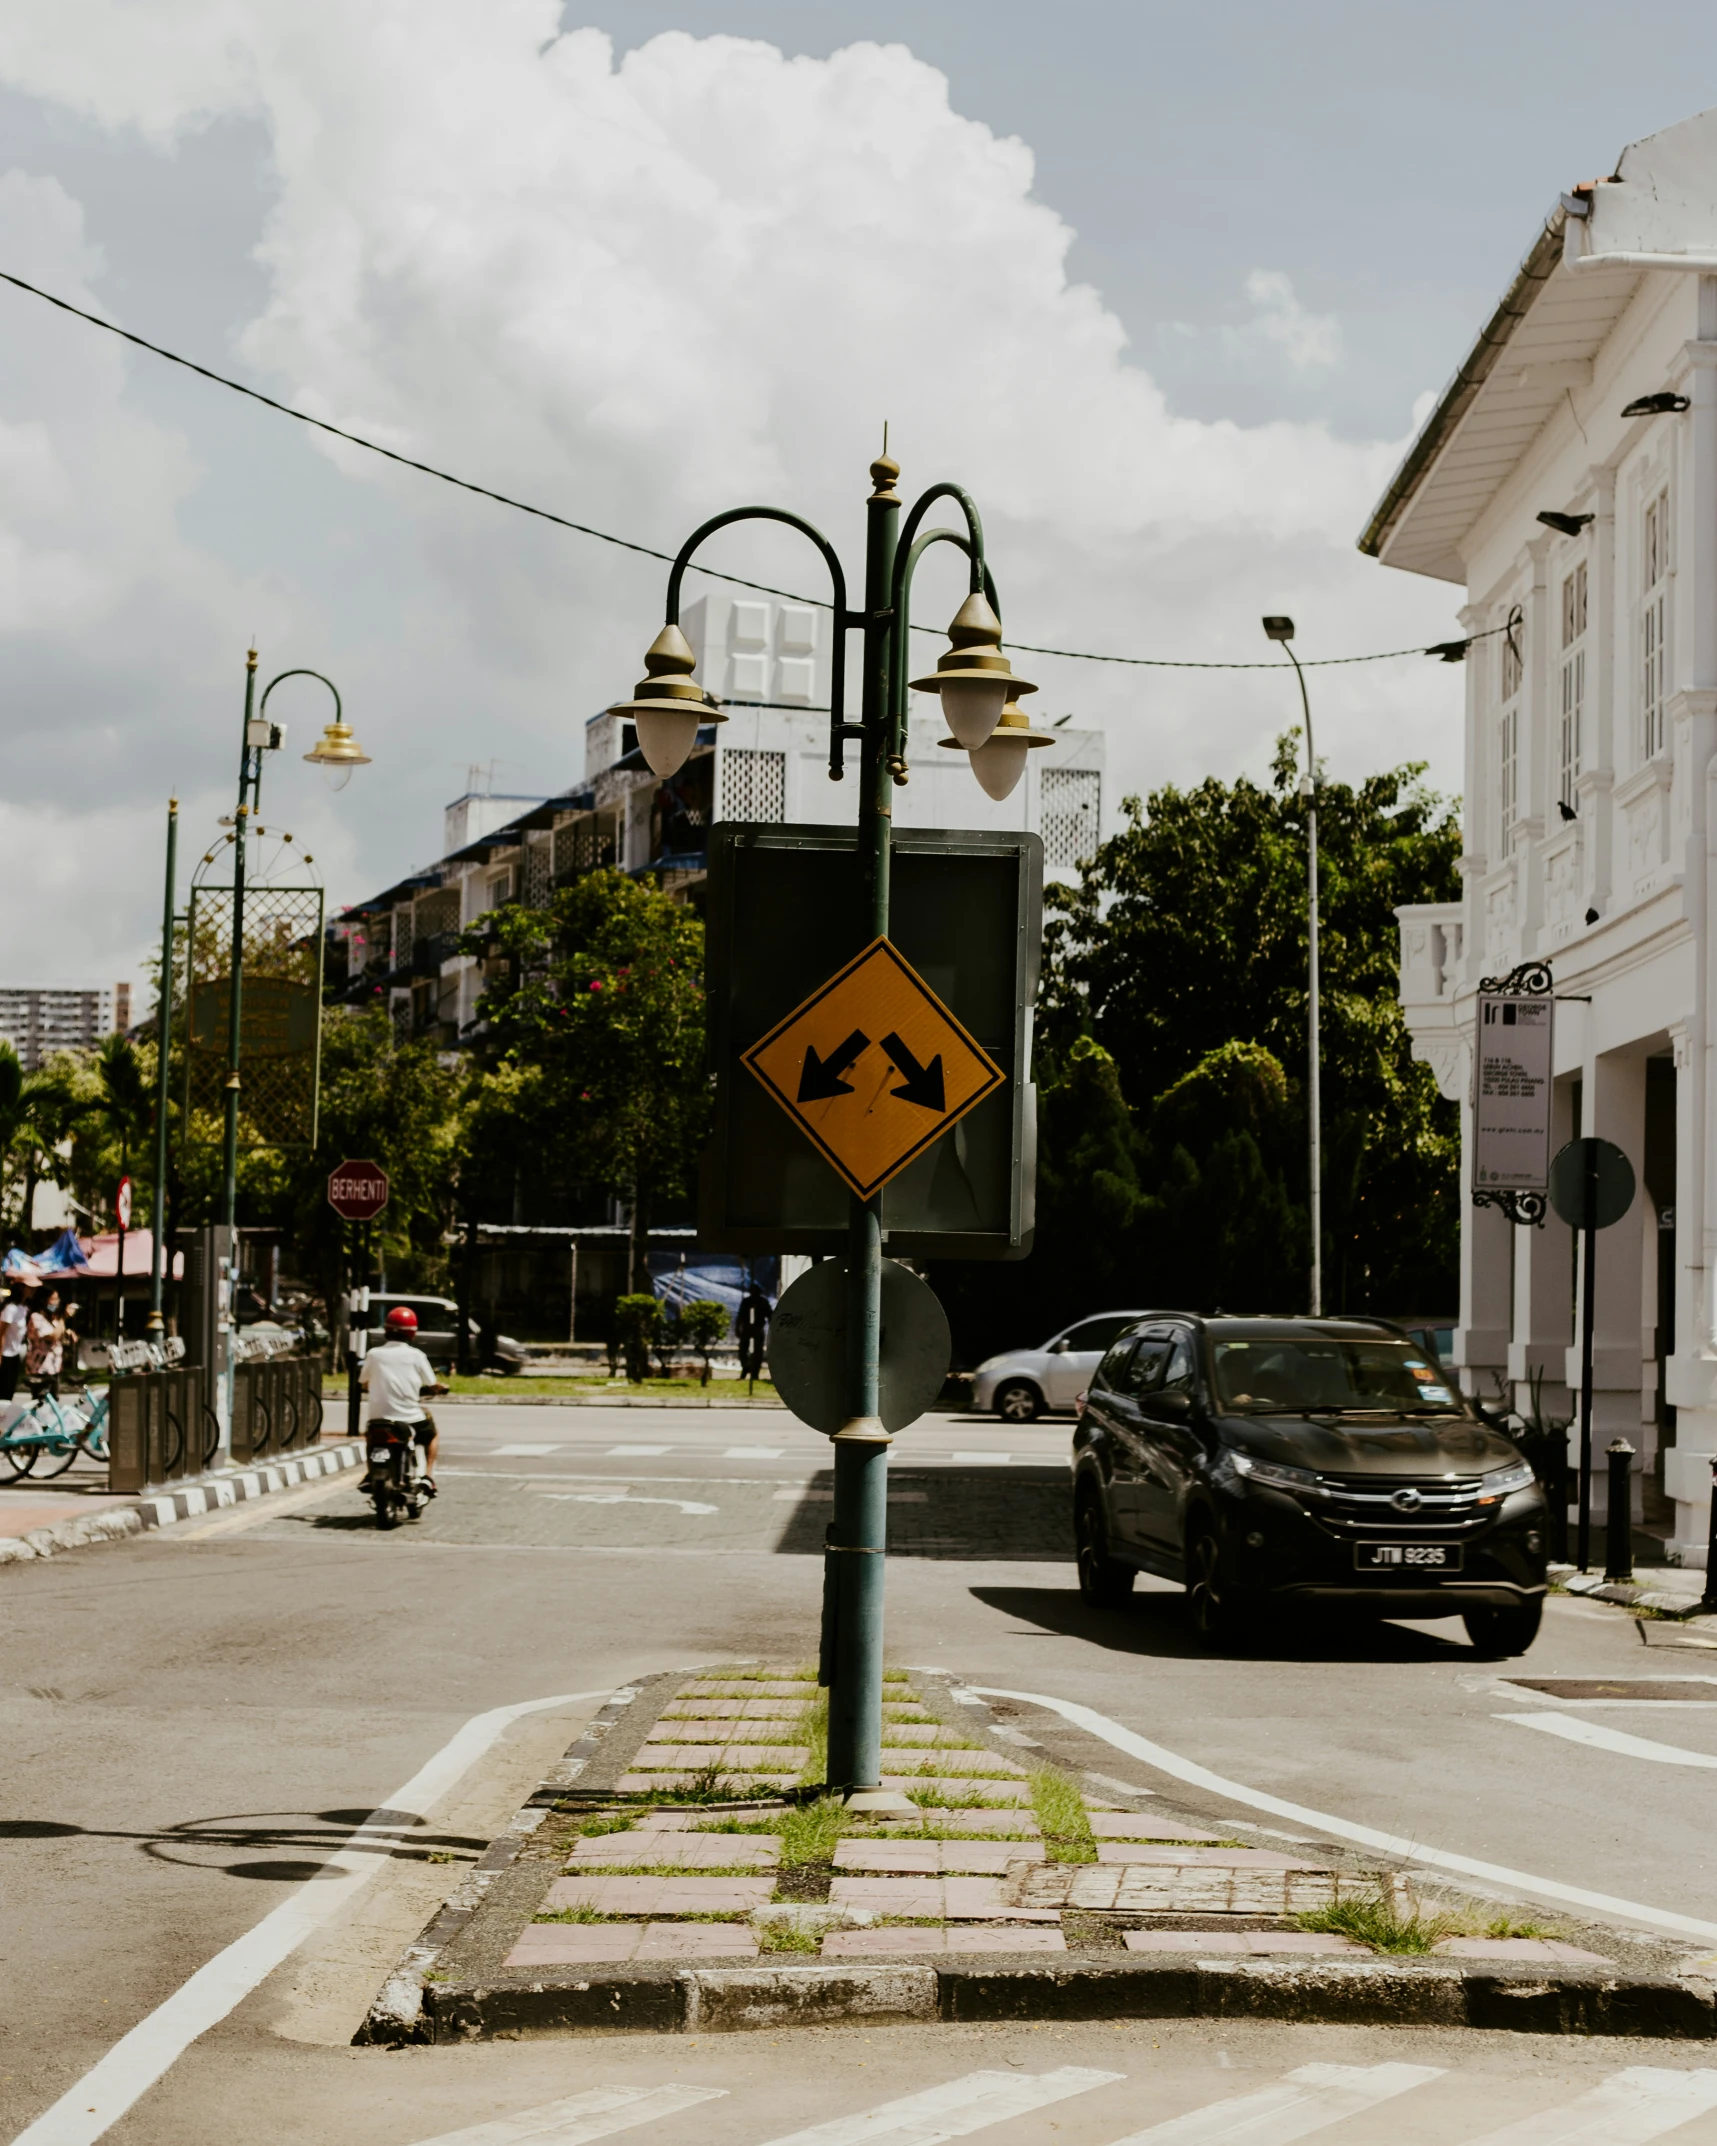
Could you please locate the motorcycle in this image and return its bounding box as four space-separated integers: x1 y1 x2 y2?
364 1418 435 1529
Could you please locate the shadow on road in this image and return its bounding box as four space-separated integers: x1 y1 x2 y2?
971 1583 1478 1664
0 1807 485 1879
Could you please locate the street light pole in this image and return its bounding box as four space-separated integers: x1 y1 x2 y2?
1263 617 1321 1318
218 657 371 1235
610 455 1037 1796
145 797 178 1341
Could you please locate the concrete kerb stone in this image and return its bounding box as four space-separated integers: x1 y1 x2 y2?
0 1439 364 1567
1550 1562 1717 1623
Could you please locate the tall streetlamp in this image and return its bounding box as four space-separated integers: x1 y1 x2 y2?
1262 615 1322 1318
610 456 1046 1794
145 798 178 1341
218 651 371 1239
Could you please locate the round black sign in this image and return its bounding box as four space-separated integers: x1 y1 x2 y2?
1548 1137 1636 1232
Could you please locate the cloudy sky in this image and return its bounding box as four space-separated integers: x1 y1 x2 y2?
0 1 1707 988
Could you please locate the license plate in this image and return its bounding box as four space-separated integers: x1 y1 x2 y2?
1355 1541 1462 1571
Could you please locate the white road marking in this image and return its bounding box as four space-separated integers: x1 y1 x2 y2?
491 1443 563 1457
1108 2062 1441 2143
10 1687 614 2146
726 1445 785 1458
952 1451 1012 1465
407 2083 728 2146
541 1492 718 1516
755 2066 1123 2146
1455 2065 1717 2144
967 1686 1717 1943
1496 1712 1717 1767
607 1443 673 1456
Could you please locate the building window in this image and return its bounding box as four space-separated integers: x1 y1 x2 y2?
1499 706 1518 838
1499 606 1522 840
1559 560 1586 810
717 747 786 823
486 871 513 909
1643 487 1670 759
1041 767 1101 866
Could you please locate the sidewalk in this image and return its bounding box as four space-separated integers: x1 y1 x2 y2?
0 1436 363 1564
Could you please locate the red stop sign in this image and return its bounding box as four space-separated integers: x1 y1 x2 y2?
327 1159 390 1221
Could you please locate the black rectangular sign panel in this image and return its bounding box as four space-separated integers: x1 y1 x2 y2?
700 824 1041 1259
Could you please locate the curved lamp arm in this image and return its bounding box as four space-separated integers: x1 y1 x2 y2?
1278 642 1315 788
887 528 1000 771
662 507 852 776
259 668 343 723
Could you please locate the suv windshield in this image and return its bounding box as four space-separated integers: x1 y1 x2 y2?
1211 1337 1462 1415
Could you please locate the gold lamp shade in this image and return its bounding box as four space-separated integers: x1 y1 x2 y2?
609 622 726 778
302 721 372 770
939 695 1053 800
910 591 1036 749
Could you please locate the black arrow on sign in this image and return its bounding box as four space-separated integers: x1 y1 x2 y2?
798 1029 870 1102
880 1032 946 1112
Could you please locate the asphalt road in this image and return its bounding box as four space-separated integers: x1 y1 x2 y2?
5 1399 1717 2145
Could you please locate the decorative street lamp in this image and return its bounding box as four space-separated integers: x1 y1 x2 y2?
218 654 371 1242
1262 616 1322 1317
611 455 1034 1794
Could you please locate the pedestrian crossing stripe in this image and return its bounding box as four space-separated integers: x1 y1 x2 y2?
403 2063 1717 2146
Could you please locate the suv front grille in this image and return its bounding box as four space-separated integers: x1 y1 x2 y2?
1305 1474 1492 1538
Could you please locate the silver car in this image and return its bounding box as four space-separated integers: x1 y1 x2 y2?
971 1311 1150 1423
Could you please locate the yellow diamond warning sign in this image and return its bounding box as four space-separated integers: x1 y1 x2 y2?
743 938 1006 1201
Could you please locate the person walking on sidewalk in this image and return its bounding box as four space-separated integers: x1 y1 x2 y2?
360 1304 446 1487
0 1287 29 1401
25 1288 68 1397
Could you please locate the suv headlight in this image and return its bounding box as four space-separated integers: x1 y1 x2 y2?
1229 1452 1325 1496
1479 1457 1537 1502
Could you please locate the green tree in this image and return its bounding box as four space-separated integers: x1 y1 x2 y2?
469 869 708 1292
679 1298 729 1386
614 1291 664 1385
1040 743 1461 1314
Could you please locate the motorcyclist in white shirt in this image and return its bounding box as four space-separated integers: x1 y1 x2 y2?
360 1305 447 1487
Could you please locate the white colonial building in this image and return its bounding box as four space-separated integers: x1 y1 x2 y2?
1377 104 1717 1561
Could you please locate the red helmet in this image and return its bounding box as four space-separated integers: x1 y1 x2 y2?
385 1306 418 1333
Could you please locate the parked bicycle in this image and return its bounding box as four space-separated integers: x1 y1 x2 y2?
0 1382 110 1482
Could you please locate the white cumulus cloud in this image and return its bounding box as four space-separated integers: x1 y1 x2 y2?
0 4 1459 984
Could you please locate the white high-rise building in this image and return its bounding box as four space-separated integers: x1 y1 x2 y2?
0 983 129 1070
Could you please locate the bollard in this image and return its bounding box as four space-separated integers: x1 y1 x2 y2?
1702 1456 1717 1616
1604 1438 1635 1583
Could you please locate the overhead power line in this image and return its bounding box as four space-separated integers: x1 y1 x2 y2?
0 267 1478 673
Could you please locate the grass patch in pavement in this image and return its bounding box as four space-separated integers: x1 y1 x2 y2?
758 1924 822 1953
905 1786 1018 1809
1030 1768 1097 1864
794 1687 830 1785
694 1797 849 1867
1296 1888 1460 1955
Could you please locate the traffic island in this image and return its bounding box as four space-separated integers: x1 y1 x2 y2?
359 1665 1717 2045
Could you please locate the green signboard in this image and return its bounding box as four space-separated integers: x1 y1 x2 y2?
700 824 1041 1258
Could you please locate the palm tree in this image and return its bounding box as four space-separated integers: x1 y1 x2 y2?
0 1045 71 1240
95 1035 152 1191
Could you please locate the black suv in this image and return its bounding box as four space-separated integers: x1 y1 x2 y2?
1071 1314 1547 1655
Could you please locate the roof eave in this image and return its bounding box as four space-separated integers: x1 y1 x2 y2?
1358 206 1569 566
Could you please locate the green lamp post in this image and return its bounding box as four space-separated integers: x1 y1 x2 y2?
610 455 1044 1792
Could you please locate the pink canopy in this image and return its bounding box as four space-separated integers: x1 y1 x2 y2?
79 1232 183 1280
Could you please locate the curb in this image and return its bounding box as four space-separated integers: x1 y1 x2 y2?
357 1682 647 2046
1551 1565 1717 1622
409 1954 1717 2043
0 1440 363 1566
